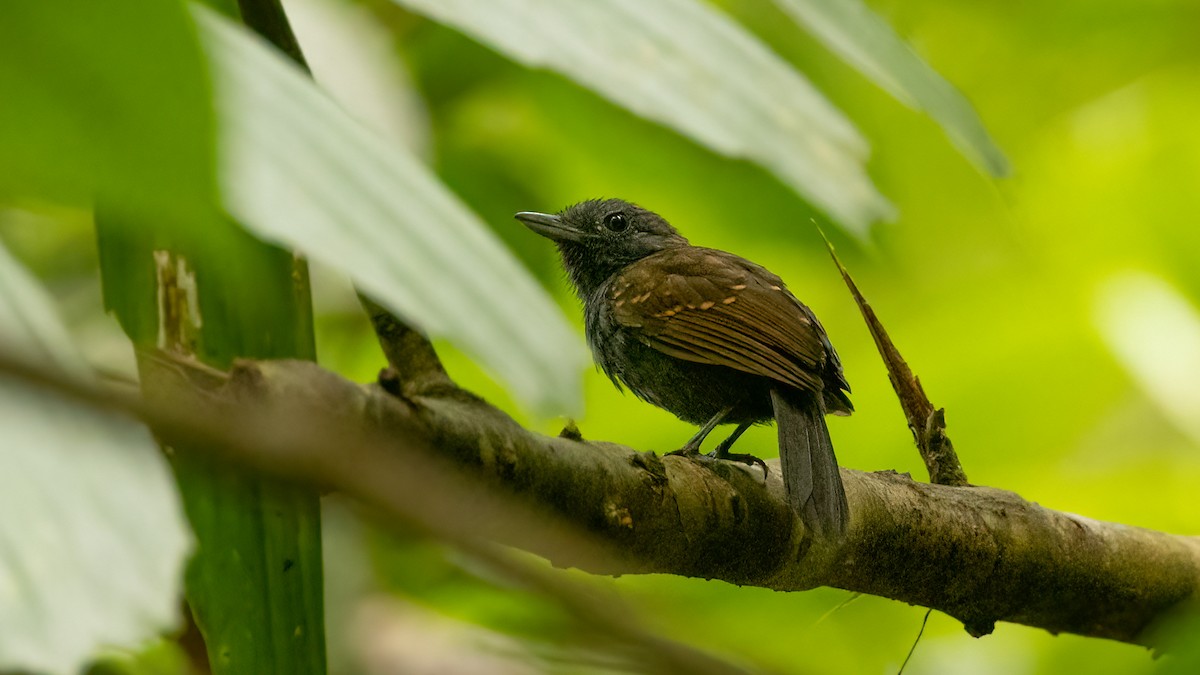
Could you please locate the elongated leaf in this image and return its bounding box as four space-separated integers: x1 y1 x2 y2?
0 242 191 675
389 0 893 234
195 7 587 415
1095 273 1200 443
96 208 330 674
0 0 215 223
772 0 1007 175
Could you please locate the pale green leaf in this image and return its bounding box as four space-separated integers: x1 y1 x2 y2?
772 0 1008 175
195 7 587 415
0 242 192 675
390 0 893 234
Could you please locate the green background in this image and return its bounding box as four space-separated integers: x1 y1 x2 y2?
5 0 1199 672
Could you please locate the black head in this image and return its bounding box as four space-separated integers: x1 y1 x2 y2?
516 199 688 298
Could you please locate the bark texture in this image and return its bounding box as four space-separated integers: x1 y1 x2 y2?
225 335 1200 647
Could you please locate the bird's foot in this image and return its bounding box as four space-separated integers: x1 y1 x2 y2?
707 447 769 479
665 443 702 458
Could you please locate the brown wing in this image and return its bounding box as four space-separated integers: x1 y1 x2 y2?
610 247 831 395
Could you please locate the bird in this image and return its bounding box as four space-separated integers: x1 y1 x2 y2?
516 198 851 536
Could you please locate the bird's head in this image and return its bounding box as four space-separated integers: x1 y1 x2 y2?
516 198 689 298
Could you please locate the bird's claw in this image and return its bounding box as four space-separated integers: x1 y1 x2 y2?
707 449 769 480
666 445 768 482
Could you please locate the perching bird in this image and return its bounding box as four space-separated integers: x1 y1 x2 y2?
516 199 851 536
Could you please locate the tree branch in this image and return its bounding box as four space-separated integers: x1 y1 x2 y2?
183 294 1194 648
0 350 752 675
15 313 1199 647
350 295 1200 645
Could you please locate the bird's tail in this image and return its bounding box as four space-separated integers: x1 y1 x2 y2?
771 387 849 536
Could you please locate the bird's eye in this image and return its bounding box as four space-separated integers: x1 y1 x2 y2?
604 213 628 232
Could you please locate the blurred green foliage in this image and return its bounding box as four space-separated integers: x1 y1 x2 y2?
327 0 1199 673
0 0 216 227
4 0 1200 673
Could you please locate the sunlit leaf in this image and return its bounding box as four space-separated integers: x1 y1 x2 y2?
195 7 587 415
771 0 1008 175
1094 272 1200 443
0 0 215 222
0 242 191 675
286 0 431 153
390 0 893 234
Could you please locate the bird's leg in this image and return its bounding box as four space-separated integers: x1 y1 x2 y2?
710 422 751 456
666 406 733 457
708 422 768 478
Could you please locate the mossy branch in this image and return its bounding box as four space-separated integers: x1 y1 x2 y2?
345 302 1198 646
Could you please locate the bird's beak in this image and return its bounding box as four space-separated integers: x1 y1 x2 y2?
515 211 584 243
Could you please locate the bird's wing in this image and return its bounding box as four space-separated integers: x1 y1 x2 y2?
610 247 829 394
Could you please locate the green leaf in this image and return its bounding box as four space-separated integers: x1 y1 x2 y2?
95 213 328 674
771 0 1008 176
0 0 216 223
0 242 192 675
194 6 588 415
388 0 893 235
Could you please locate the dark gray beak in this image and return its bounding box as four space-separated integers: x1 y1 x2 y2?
515 211 584 242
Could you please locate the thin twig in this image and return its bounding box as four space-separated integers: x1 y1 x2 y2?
818 227 969 486
813 593 862 627
897 609 933 675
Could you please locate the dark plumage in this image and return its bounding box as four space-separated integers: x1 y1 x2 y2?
516 198 851 536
